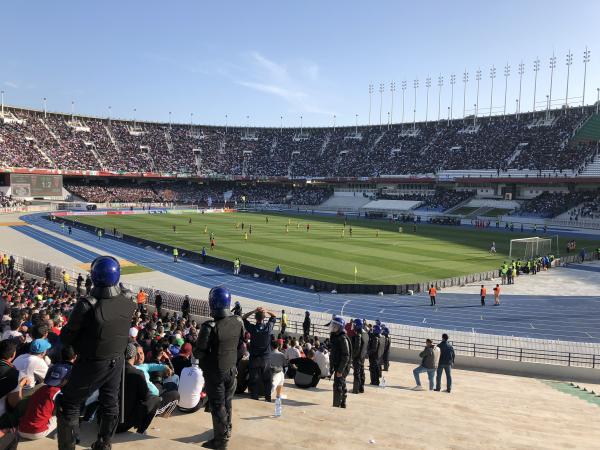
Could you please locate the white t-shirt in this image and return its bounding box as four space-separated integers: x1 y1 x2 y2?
314 350 330 377
13 353 49 387
285 346 301 362
1 330 22 341
177 366 204 409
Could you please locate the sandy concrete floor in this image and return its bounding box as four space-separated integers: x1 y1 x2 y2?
16 361 600 450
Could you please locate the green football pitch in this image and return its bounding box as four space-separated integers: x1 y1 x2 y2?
70 211 589 285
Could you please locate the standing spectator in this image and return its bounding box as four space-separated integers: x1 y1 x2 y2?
84 274 92 295
7 255 15 277
181 295 190 319
62 271 70 292
280 309 288 335
435 334 455 393
494 284 501 306
242 307 276 402
368 325 383 386
18 363 72 440
44 264 51 282
302 311 311 339
231 301 242 317
412 339 437 391
268 341 287 401
155 291 163 317
136 289 147 312
76 274 84 296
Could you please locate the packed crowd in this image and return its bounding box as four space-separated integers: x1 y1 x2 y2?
0 194 24 208
517 191 594 218
377 188 474 211
566 191 600 220
64 180 332 206
0 106 596 176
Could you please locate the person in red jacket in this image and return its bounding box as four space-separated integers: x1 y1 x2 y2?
18 363 72 440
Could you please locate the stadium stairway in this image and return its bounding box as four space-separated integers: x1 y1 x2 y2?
573 112 600 143
580 149 600 177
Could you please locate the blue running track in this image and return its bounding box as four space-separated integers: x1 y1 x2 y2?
15 213 600 343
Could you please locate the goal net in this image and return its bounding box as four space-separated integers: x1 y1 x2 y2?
509 237 554 259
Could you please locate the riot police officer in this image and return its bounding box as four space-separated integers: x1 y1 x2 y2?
194 286 245 449
381 325 391 372
58 256 136 450
368 324 383 385
350 318 368 394
329 315 351 408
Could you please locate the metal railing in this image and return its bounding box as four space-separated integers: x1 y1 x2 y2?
4 251 599 370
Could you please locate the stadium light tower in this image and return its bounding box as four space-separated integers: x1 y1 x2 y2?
437 75 443 122
549 53 557 111
532 58 540 112
0 90 4 116
449 74 456 120
169 111 172 130
413 79 419 129
368 83 374 126
582 47 591 105
475 69 482 120
300 115 303 134
447 106 450 127
379 82 384 129
462 70 468 120
355 114 358 134
71 101 75 122
387 111 390 130
108 106 111 125
401 80 407 127
390 81 396 125
503 63 510 117
333 114 336 131
42 97 47 118
597 88 600 114
279 115 282 133
473 104 477 126
565 50 573 110
425 77 431 123
546 94 550 120
489 66 496 118
190 112 194 129
226 114 229 133
517 62 525 115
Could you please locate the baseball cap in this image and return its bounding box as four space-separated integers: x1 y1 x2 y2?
44 363 72 387
129 327 139 338
30 339 51 354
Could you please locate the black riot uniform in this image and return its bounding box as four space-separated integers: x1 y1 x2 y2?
330 329 352 408
194 311 245 449
58 285 136 450
368 332 383 385
351 329 368 394
382 333 391 372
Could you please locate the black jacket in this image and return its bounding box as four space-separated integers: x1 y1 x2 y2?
437 340 455 366
368 334 381 359
329 332 351 375
303 317 311 334
351 330 368 361
194 313 245 372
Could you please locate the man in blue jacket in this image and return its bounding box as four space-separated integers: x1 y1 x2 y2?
435 333 455 393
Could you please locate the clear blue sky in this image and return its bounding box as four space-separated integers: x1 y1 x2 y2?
2 0 599 127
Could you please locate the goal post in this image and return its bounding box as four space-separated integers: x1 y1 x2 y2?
509 236 556 259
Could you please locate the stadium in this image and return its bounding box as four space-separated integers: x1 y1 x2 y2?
1 2 600 449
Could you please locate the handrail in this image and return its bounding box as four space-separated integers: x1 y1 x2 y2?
4 250 599 370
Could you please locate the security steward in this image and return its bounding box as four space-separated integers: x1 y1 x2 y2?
350 318 368 394
194 286 245 449
368 324 383 385
381 325 391 372
329 315 351 408
58 256 136 450
242 307 276 402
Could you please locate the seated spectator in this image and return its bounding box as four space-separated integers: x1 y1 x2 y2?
117 343 161 435
131 343 179 418
289 349 321 389
171 342 193 377
2 318 23 342
18 363 72 440
313 345 330 379
284 338 302 378
13 339 51 388
0 340 29 430
177 358 205 414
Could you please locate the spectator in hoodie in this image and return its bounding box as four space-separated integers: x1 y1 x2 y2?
435 334 455 393
412 339 437 391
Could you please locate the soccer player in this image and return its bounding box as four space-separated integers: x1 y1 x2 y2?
306 224 310 232
188 217 192 224
244 232 248 241
349 226 353 237
210 238 216 250
341 229 345 238
297 223 300 229
376 230 379 238
204 225 208 234
173 224 177 233
489 241 496 253
285 225 289 233
249 225 252 235
265 216 269 224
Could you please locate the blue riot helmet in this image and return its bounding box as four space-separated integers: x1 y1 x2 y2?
329 315 345 333
353 318 364 331
375 319 382 326
382 326 389 336
209 286 232 318
90 256 120 288
372 324 382 335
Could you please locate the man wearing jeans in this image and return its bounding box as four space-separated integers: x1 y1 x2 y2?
435 334 455 393
412 339 437 391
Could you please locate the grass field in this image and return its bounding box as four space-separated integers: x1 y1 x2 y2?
71 212 596 285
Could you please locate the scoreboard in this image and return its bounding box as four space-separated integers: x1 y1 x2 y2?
10 174 63 197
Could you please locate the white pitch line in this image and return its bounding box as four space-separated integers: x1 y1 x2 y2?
585 332 593 338
379 309 385 314
422 318 427 323
472 328 475 333
530 323 536 329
